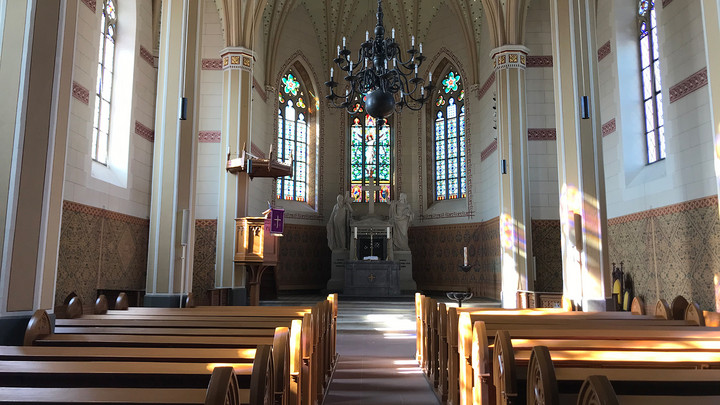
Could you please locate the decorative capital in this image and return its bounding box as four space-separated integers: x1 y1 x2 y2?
491 45 530 71
220 47 256 72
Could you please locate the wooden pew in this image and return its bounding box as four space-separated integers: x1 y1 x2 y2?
514 343 720 405
25 308 292 405
49 294 338 405
0 365 252 404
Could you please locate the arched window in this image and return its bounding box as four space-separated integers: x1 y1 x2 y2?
92 0 117 165
638 0 665 164
349 101 392 203
434 71 466 200
277 72 308 202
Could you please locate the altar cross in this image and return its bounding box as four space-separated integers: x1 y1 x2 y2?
362 176 381 215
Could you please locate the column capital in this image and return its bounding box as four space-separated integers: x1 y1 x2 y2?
490 45 530 71
220 47 256 71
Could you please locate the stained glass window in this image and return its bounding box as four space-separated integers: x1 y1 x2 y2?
277 71 308 202
434 71 466 200
638 0 665 163
92 0 117 165
349 103 392 203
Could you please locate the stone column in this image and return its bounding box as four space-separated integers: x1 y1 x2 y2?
0 0 76 343
215 48 255 304
549 0 611 311
701 0 720 215
492 46 535 308
146 0 201 307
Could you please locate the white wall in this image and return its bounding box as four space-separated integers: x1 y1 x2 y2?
64 0 154 218
599 0 716 218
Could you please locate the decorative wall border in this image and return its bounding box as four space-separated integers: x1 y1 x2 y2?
669 67 708 103
284 212 324 220
481 139 498 161
418 210 477 220
139 46 154 67
526 55 553 68
135 121 154 142
80 0 96 12
198 130 221 143
597 41 611 62
63 200 149 226
72 81 90 105
602 118 616 137
478 72 496 100
608 195 718 225
528 128 556 141
253 77 267 102
201 58 223 70
195 219 217 227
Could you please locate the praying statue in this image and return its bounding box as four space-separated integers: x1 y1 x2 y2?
327 194 353 250
389 192 413 251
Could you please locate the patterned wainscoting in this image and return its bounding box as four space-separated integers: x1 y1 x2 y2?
409 218 501 300
276 224 331 290
608 196 720 312
532 220 562 292
192 220 217 305
56 201 149 307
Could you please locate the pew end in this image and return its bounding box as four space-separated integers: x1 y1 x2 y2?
492 330 517 405
630 296 645 315
116 292 130 310
670 295 689 320
526 346 559 405
576 375 619 405
24 309 52 346
204 366 242 405
249 345 274 405
654 299 671 319
95 295 108 315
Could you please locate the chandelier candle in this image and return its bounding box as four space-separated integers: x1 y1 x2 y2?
325 0 433 124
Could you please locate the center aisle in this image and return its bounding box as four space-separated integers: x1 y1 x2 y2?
323 299 441 405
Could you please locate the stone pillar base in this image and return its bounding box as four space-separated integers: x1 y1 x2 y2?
394 251 416 293
326 250 349 292
582 297 614 312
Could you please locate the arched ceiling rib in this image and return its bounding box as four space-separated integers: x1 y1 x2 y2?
262 0 486 85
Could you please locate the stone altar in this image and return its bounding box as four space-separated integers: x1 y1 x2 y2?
344 261 400 297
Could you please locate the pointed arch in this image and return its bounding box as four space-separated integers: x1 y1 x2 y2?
272 51 325 213
422 49 474 213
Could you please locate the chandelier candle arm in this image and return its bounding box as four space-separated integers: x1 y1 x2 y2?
324 0 433 119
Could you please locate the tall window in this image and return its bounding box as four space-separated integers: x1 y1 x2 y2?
639 0 665 164
277 72 308 202
349 101 391 203
92 0 117 165
434 71 466 200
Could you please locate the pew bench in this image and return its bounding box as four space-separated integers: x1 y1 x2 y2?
0 361 262 405
520 345 720 405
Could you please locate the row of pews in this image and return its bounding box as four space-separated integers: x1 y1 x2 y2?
0 292 338 405
416 293 720 405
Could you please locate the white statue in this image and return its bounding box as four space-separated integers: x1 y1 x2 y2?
389 192 413 251
327 194 353 250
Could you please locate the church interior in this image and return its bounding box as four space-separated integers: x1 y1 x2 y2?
0 0 720 332
2 0 720 402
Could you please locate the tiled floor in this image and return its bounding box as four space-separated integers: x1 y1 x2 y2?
323 299 441 405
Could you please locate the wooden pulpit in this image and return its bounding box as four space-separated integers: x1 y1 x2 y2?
234 217 280 305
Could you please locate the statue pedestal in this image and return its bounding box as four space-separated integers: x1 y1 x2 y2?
394 250 416 292
326 249 349 292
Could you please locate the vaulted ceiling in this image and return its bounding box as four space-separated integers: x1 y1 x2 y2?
261 0 486 84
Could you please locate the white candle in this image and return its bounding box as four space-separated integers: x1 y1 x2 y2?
366 31 369 41
343 37 346 47
330 67 334 78
429 71 432 82
392 28 395 39
411 35 415 47
337 45 340 55
354 227 358 239
463 246 468 266
386 227 390 239
419 43 423 53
